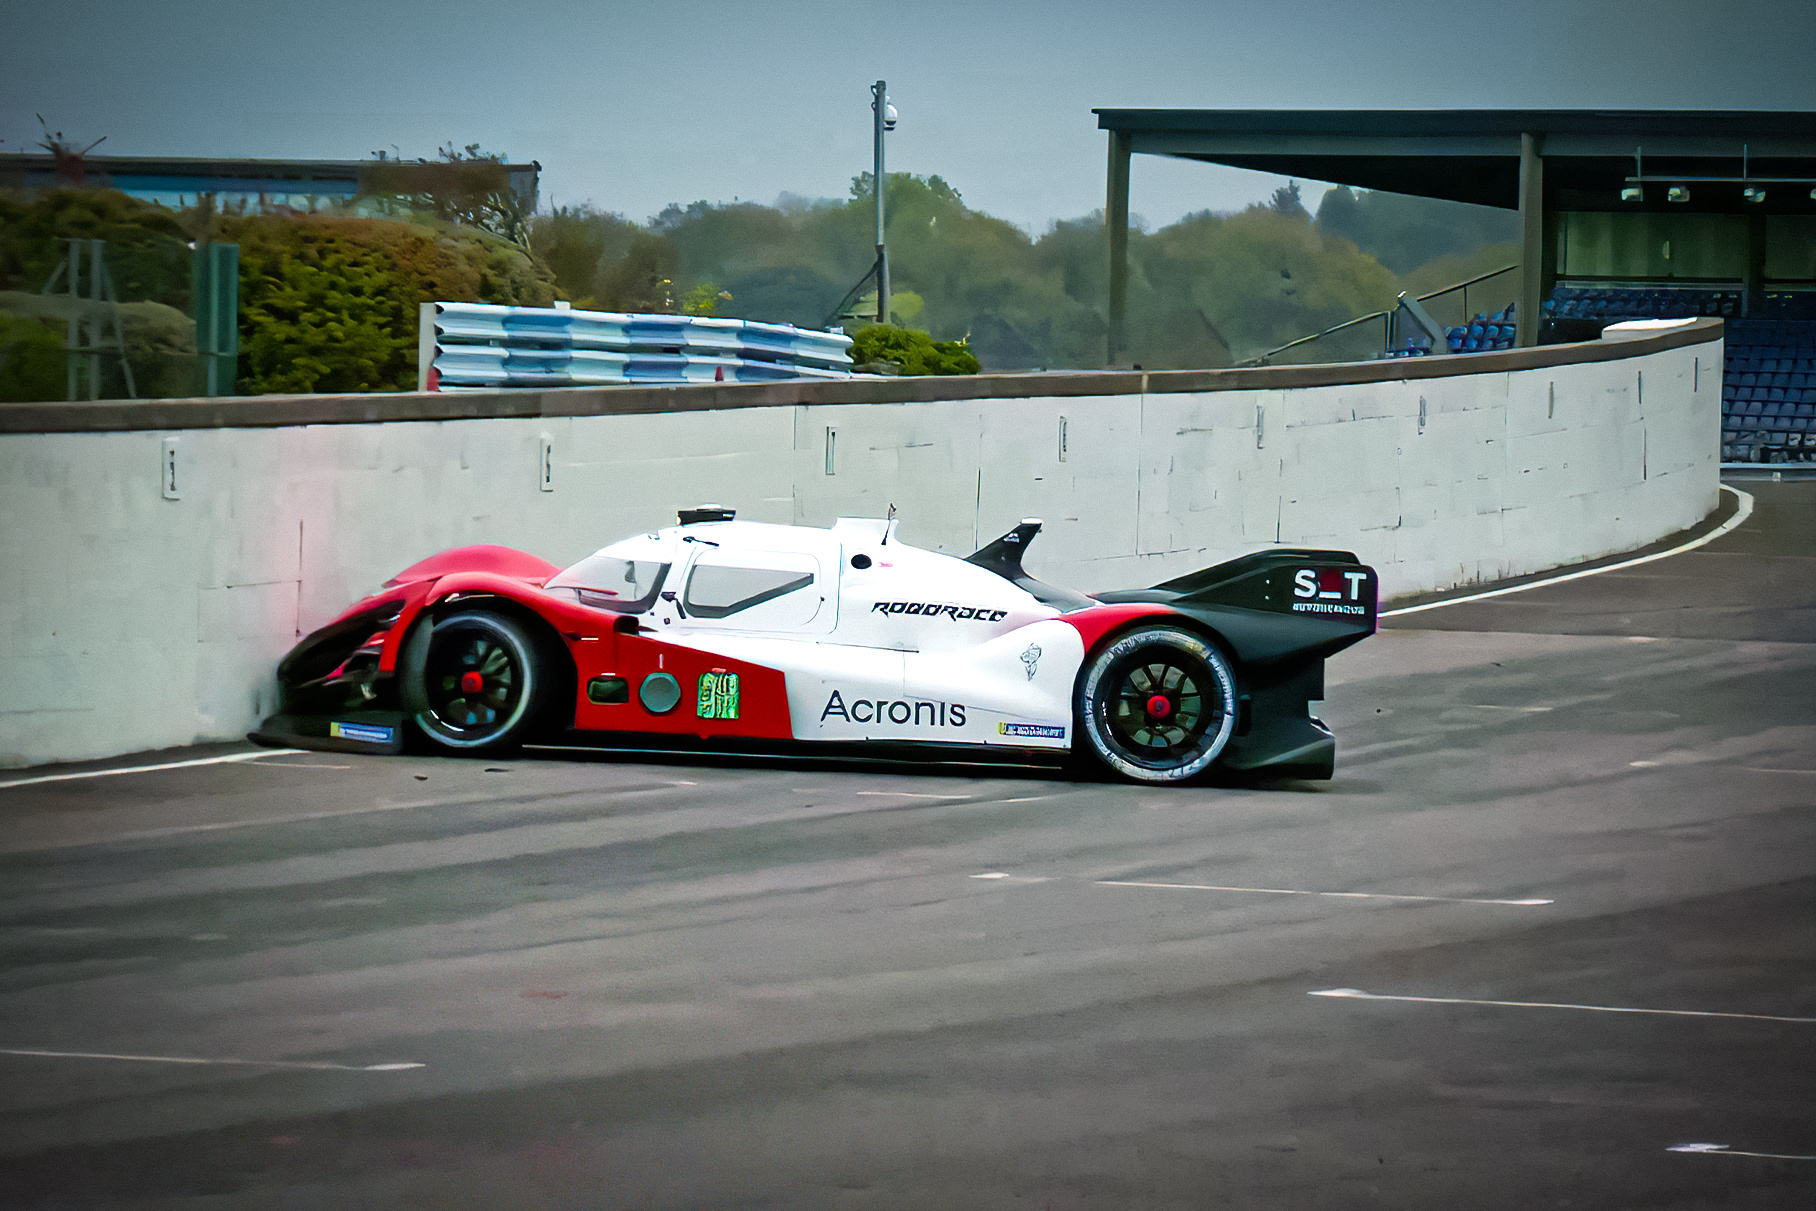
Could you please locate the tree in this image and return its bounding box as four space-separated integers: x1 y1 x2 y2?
1265 180 1308 222
529 205 641 307
359 143 533 248
1315 185 1518 275
594 233 678 313
34 116 105 188
681 282 732 316
525 170 1518 371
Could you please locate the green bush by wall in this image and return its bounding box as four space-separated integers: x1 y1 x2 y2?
849 324 981 376
0 190 556 399
218 212 554 395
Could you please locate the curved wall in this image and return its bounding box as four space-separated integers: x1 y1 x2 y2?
0 322 1722 767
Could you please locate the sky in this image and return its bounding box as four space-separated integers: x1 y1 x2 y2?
5 0 1815 233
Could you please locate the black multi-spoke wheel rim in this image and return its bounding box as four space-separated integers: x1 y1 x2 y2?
1100 652 1220 768
420 624 524 741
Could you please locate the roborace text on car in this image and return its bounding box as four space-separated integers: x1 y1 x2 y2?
252 507 1377 783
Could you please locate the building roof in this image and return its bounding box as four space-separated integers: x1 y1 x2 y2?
0 154 541 208
1093 109 1816 212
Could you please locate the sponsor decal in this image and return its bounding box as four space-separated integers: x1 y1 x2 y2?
1291 601 1369 615
697 670 740 720
1293 567 1371 602
1291 567 1372 615
329 721 395 744
998 721 1066 739
871 601 1009 622
1020 644 1042 680
821 690 966 728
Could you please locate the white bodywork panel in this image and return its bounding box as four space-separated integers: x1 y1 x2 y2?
557 517 1084 749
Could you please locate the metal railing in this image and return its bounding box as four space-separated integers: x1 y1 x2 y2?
1239 264 1519 367
422 302 856 391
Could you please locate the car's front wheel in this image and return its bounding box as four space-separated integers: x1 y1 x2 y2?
1077 625 1238 783
401 610 547 753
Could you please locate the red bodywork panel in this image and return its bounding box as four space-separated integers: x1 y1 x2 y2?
323 545 792 741
570 633 793 740
1060 603 1178 653
385 545 561 587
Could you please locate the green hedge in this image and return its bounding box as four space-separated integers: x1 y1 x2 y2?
849 324 980 376
0 190 556 399
218 212 554 394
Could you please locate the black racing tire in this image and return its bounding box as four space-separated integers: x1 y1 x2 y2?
1076 625 1238 784
400 609 548 754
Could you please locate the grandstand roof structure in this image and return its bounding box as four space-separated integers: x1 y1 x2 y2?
1091 108 1816 360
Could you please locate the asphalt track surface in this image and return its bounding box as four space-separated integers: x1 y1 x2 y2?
1 482 1811 1210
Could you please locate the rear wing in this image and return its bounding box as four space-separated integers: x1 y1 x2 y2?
1154 549 1378 624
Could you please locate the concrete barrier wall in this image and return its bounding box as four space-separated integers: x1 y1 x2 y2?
0 324 1723 767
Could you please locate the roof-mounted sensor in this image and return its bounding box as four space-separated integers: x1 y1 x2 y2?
678 505 737 525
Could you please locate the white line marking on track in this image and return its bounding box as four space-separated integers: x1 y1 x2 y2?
1745 767 1816 774
1382 484 1753 617
1309 988 1816 1023
0 749 307 789
1669 1143 1816 1160
970 872 1050 883
1472 705 1553 712
1099 880 1552 906
996 795 1054 803
248 761 352 770
0 1047 423 1072
856 790 972 799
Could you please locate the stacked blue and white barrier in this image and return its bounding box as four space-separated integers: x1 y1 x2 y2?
423 302 855 390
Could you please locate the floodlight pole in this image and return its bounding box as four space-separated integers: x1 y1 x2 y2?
872 79 890 325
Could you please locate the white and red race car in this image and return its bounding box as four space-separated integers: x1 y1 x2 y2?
254 508 1377 783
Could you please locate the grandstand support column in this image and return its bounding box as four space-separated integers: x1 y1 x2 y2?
1517 132 1544 348
1745 212 1767 316
1541 206 1560 330
1107 131 1132 367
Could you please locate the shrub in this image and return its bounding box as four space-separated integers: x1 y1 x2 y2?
217 212 555 394
0 189 190 306
0 313 66 402
0 291 197 400
849 324 980 376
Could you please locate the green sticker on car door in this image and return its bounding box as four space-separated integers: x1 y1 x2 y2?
697 670 740 720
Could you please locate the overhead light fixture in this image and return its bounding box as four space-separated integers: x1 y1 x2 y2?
1620 185 1643 202
1743 186 1767 203
1667 185 1691 204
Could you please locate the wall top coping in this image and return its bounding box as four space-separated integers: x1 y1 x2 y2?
0 318 1723 435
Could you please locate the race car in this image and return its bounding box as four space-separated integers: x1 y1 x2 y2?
251 508 1377 783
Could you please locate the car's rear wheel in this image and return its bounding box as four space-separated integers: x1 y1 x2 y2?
401 610 547 753
1077 625 1238 784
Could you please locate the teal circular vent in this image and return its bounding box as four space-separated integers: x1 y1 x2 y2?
639 672 682 714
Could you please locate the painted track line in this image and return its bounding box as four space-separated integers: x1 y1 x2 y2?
1099 880 1551 906
1309 988 1816 1023
0 749 306 790
1669 1143 1816 1161
1382 484 1754 617
0 1047 422 1072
